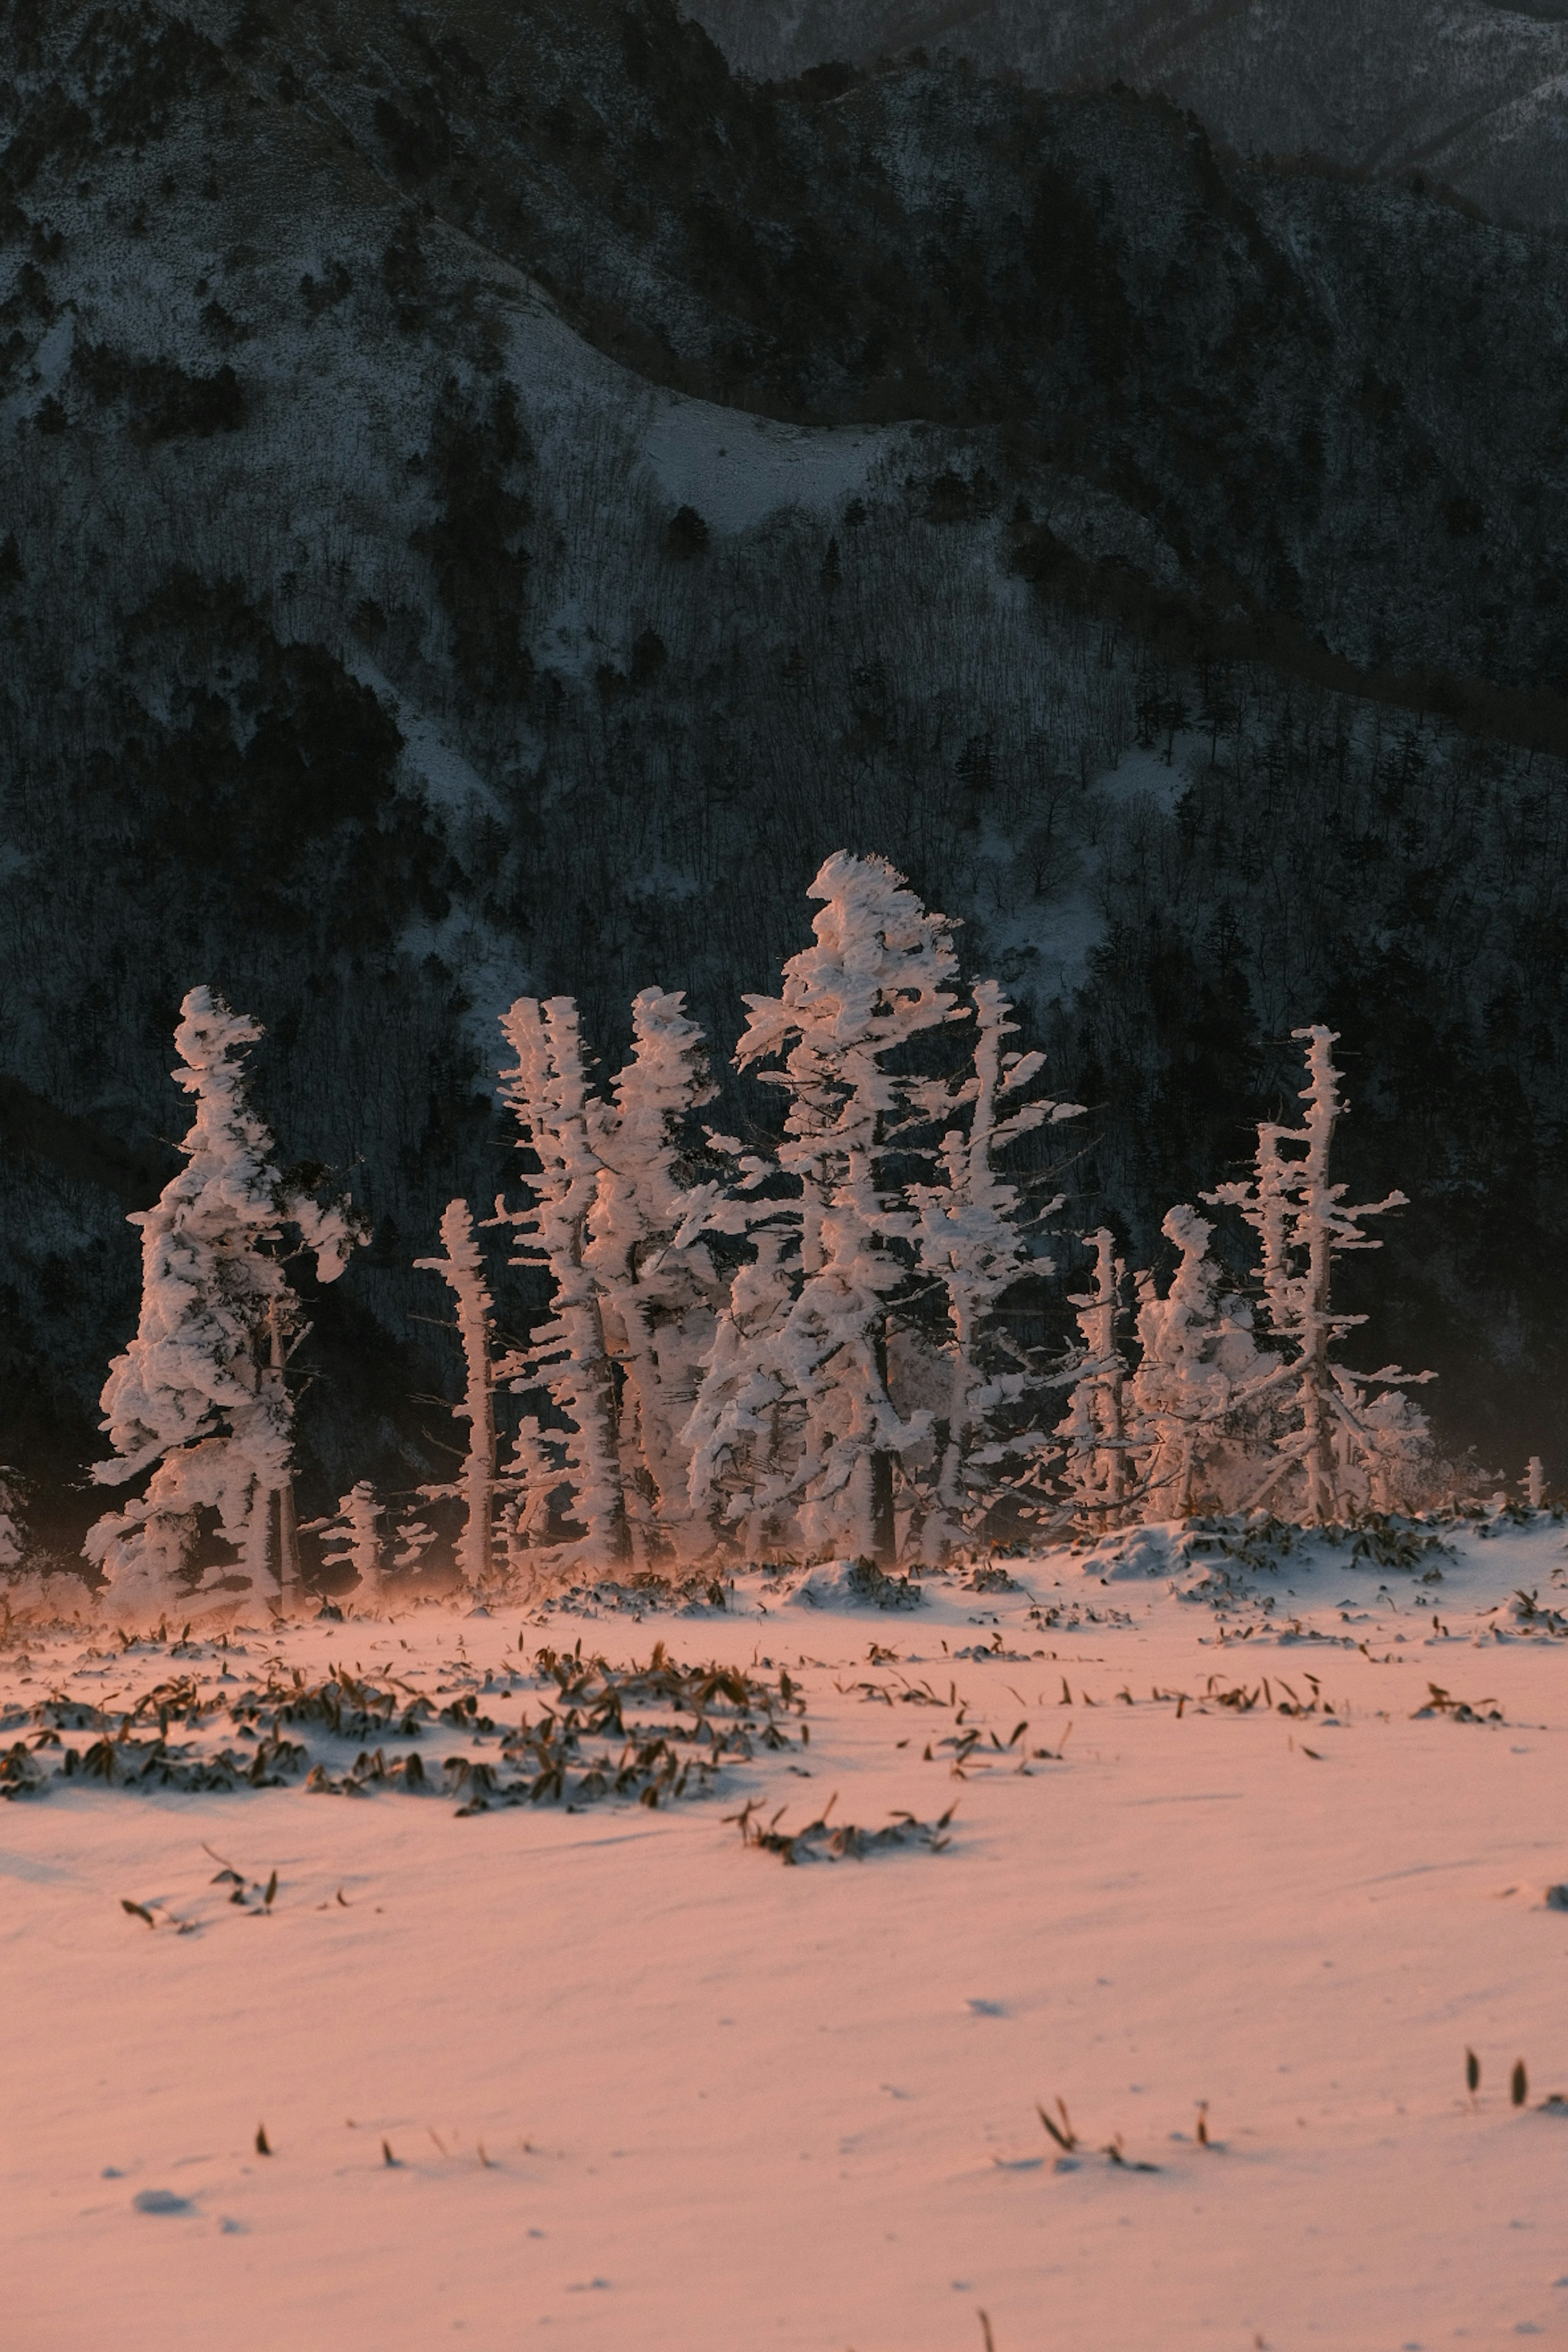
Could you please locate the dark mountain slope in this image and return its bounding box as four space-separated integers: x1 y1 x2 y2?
0 0 1566 1536
686 0 1568 232
85 0 1568 694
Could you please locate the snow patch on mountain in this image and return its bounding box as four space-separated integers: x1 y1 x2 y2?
643 394 900 534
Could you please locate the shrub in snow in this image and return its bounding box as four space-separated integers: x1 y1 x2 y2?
690 852 960 1565
787 1555 927 1609
85 987 363 1619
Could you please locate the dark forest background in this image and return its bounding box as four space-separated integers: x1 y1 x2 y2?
2 0 1567 1547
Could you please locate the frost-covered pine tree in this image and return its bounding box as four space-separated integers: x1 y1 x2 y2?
584 988 724 1564
683 1206 800 1559
392 1505 440 1575
416 1198 498 1589
1204 1026 1433 1521
907 980 1081 1546
1056 1229 1132 1528
85 987 362 1619
694 851 960 1564
494 988 723 1570
493 996 627 1564
1125 1205 1281 1517
301 1481 383 1591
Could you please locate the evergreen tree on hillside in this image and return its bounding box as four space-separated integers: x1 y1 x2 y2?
494 987 719 1568
907 978 1082 1546
693 852 960 1564
583 988 725 1564
1204 1027 1435 1520
85 988 362 1619
1125 1204 1280 1517
493 996 626 1564
301 1480 384 1593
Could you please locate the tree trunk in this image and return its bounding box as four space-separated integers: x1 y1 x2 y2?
267 1307 301 1606
278 1477 301 1606
871 1320 896 1566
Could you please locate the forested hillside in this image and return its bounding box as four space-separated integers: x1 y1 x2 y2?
688 0 1568 230
1 0 1566 1548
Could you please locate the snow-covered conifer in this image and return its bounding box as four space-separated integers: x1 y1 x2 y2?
85 987 362 1619
584 988 723 1563
302 1481 383 1591
1126 1205 1278 1517
416 1198 498 1589
705 851 962 1563
1204 1026 1433 1521
908 979 1081 1544
493 996 626 1563
684 1217 801 1557
390 1508 439 1577
493 988 723 1570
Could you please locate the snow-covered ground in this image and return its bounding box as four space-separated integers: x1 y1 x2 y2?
642 392 899 535
6 1515 1568 2351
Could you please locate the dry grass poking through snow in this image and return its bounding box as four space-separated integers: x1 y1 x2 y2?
7 1510 1568 2348
0 1635 816 1817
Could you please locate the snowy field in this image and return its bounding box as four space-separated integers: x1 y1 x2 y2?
5 1516 1568 2352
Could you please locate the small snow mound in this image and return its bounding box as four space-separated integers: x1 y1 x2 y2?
132 2189 194 2216
789 1557 926 1610
1077 1525 1189 1581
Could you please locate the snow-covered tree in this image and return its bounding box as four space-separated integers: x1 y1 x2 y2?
85 987 363 1619
694 851 961 1563
389 1506 440 1579
907 979 1081 1546
1056 1229 1132 1528
683 1214 801 1559
583 988 724 1564
493 996 626 1564
1125 1205 1279 1517
301 1481 383 1592
1204 1026 1433 1521
493 988 721 1571
416 1198 498 1589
